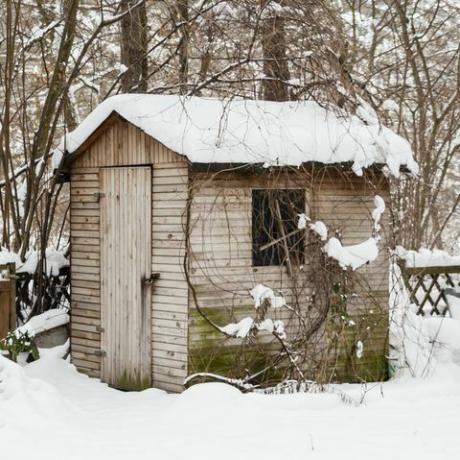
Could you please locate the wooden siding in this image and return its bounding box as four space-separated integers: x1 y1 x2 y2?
72 116 184 169
187 168 390 382
187 170 314 378
70 167 101 378
70 115 391 389
70 119 189 392
151 162 189 393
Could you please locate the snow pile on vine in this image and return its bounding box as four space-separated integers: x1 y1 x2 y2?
220 284 287 339
324 237 379 270
298 194 384 270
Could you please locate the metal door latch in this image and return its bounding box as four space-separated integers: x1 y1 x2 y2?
93 192 105 202
142 272 160 286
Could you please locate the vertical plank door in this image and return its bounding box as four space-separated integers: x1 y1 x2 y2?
100 167 152 390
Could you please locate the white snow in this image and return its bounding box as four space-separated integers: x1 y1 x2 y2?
221 285 287 338
297 213 310 229
309 220 328 241
1 348 460 460
250 284 286 309
0 247 69 275
220 317 287 339
396 246 460 268
324 237 379 270
381 99 400 112
24 20 60 48
16 308 69 338
371 195 385 232
55 94 418 177
220 317 254 338
356 100 379 125
0 248 22 268
355 340 364 359
445 289 460 320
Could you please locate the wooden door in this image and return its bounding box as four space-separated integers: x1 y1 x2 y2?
100 167 152 390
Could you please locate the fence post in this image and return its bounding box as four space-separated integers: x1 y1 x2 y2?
0 263 16 339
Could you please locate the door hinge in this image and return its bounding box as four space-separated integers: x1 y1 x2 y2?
93 192 105 202
96 325 105 333
94 350 106 357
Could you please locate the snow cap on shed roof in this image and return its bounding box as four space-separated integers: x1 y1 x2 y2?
57 94 418 177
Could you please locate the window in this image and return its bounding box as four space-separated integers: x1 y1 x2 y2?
252 189 305 267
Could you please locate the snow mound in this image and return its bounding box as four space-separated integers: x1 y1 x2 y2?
396 309 460 377
0 355 75 429
180 382 241 401
56 94 418 177
390 262 460 378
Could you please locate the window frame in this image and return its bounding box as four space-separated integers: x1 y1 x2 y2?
251 188 306 268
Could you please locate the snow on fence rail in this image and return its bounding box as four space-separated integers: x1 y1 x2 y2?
398 262 460 316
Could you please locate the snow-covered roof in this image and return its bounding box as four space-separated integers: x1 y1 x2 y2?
58 94 418 177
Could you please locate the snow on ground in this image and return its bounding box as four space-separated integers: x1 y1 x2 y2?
1 346 460 459
2 259 460 459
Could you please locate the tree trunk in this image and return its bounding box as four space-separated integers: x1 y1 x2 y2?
260 1 291 101
176 0 189 93
120 0 148 93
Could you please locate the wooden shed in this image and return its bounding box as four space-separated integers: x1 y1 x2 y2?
57 95 418 392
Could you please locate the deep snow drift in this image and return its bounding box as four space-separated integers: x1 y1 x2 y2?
1 341 460 460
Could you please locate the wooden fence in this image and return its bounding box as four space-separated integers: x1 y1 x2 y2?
399 263 460 316
0 263 16 340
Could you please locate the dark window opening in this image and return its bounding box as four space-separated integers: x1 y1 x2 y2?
252 189 305 267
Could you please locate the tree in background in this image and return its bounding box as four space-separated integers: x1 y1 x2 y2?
0 0 459 316
338 0 460 250
120 0 148 92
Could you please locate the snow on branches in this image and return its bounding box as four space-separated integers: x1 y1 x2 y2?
220 284 287 340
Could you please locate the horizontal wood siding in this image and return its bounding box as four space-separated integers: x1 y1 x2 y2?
151 162 189 393
188 168 390 382
70 119 189 391
312 171 390 381
188 170 313 378
70 167 101 378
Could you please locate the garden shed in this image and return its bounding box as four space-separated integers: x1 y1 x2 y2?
56 94 418 392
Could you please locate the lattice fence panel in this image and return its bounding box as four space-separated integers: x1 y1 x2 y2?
400 265 460 316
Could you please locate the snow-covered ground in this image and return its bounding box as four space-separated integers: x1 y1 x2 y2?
2 253 460 459
1 345 460 460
